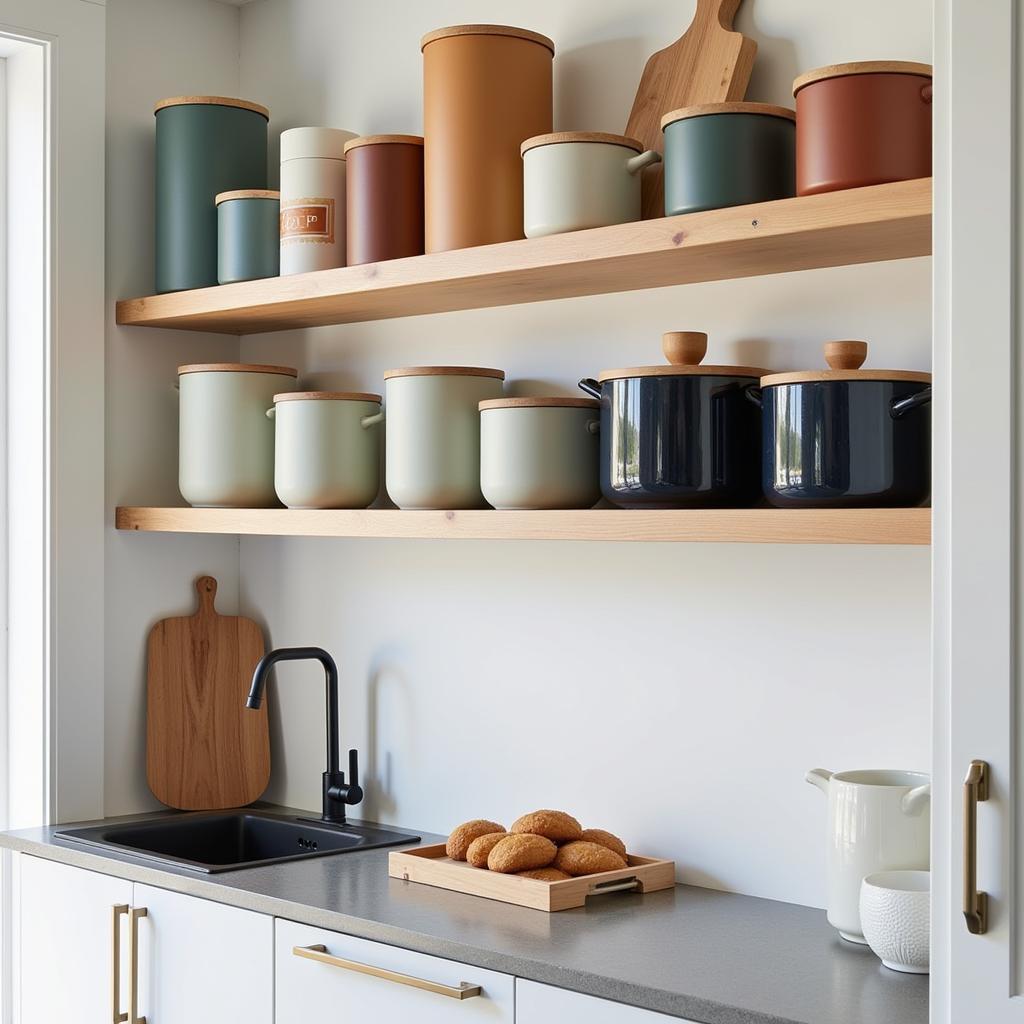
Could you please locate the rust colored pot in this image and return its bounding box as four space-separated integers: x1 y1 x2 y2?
794 61 932 197
344 135 425 265
422 24 554 253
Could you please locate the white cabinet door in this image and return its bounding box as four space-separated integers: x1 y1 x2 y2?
16 854 132 1024
134 883 272 1024
516 980 686 1023
276 918 514 1023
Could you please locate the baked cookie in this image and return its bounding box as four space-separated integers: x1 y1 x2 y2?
517 867 571 881
510 809 582 844
487 833 557 873
579 828 627 859
446 820 505 861
466 832 508 869
554 840 627 876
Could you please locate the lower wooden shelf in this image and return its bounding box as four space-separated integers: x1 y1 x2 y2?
115 506 931 545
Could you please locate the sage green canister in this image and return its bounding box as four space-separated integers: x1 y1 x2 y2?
216 189 280 284
155 96 270 293
178 363 297 508
661 102 796 215
270 392 383 509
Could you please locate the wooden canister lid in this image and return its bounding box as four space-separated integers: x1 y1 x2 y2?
759 341 931 386
178 363 298 376
793 61 933 95
421 24 554 54
273 391 381 403
154 96 270 119
661 103 796 130
598 331 766 382
478 397 600 410
521 132 643 156
215 189 280 205
343 135 425 154
384 366 506 381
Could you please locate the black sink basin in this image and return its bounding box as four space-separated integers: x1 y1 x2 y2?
55 810 419 873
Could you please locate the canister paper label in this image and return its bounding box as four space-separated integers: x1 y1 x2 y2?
281 198 335 244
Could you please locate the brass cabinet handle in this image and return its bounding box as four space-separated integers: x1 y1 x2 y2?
963 760 990 934
111 905 129 1024
293 944 482 1000
128 907 148 1024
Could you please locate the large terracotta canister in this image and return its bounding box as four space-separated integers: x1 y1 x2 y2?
793 61 932 196
422 25 554 253
155 96 269 294
279 127 358 274
343 135 425 265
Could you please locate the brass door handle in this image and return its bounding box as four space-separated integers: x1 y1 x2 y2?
963 760 990 934
293 944 482 1000
128 907 148 1023
111 905 128 1024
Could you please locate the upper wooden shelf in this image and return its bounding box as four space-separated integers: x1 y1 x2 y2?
115 506 931 545
116 178 932 335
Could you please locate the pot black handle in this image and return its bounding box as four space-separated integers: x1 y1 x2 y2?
744 384 763 409
891 386 932 420
578 378 602 400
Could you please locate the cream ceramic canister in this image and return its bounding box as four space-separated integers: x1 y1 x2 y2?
521 132 661 237
279 127 358 274
806 768 930 944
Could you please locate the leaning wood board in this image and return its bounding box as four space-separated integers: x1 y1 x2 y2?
626 0 757 218
146 575 270 810
389 845 676 912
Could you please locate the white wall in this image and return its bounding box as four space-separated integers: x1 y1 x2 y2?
233 0 933 907
104 0 242 816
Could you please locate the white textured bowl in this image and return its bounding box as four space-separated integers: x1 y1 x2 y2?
859 870 930 974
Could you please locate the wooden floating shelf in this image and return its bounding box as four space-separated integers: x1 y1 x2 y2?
115 178 932 335
115 506 931 545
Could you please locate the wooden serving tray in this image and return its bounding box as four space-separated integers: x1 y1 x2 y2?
389 844 675 912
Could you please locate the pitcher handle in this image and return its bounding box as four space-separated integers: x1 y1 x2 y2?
805 768 832 794
902 783 931 816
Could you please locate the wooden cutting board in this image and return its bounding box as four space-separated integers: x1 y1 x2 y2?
146 575 270 810
626 0 757 218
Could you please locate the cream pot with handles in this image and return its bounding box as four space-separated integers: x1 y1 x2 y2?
806 768 930 944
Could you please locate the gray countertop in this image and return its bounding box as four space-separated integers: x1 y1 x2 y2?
0 808 928 1024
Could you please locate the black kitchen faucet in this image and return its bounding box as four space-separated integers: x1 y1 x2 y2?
245 647 363 825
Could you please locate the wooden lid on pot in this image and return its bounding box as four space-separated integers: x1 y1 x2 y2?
155 96 270 119
178 363 297 376
383 366 506 380
598 332 767 383
793 61 933 95
479 397 599 410
273 391 381 403
661 103 795 130
421 25 555 54
760 341 931 386
215 189 280 205
343 135 425 154
521 132 644 156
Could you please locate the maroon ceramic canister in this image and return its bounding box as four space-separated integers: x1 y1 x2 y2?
793 61 932 197
343 135 425 265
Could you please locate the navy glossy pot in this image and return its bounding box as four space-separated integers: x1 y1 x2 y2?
751 379 931 507
579 372 762 507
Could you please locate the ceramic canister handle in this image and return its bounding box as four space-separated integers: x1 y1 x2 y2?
266 407 276 419
902 783 931 816
586 419 600 435
805 768 833 794
361 409 385 429
626 150 661 175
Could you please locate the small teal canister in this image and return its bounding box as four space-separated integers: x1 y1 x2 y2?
216 189 280 284
155 96 270 293
661 102 796 216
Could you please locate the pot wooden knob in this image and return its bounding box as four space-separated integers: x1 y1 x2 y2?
824 340 868 370
663 331 708 367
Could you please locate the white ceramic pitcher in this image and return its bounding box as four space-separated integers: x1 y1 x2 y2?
806 768 930 944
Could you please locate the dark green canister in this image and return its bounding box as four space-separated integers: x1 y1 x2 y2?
661 102 796 216
155 96 269 293
216 190 280 284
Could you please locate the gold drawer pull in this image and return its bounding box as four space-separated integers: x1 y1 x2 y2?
111 905 129 1024
963 760 990 935
293 944 482 1000
128 907 148 1023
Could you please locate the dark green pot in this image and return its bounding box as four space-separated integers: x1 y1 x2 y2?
217 192 280 284
662 106 796 216
155 98 269 293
